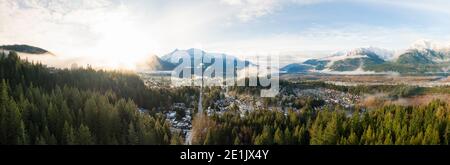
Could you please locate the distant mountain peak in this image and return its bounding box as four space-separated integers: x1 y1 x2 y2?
0 44 52 55
161 48 246 64
285 41 450 74
144 48 251 72
331 47 394 61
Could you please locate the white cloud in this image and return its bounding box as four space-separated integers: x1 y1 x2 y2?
221 0 281 22
220 0 330 22
0 0 121 54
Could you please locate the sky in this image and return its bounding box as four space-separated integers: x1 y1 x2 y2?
2 0 450 69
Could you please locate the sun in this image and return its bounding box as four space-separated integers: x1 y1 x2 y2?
88 15 158 71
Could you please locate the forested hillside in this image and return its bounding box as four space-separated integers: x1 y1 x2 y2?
0 51 185 145
193 100 450 145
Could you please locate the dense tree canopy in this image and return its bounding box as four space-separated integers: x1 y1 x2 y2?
0 51 180 144
193 100 450 145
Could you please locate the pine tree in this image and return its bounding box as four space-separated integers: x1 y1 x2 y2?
383 132 393 145
254 126 273 145
127 122 139 145
445 122 450 145
62 121 75 145
77 124 93 145
5 98 21 144
36 135 47 145
423 125 440 145
0 80 9 144
18 121 28 145
323 117 338 145
310 115 324 145
274 128 284 145
362 125 374 145
347 131 359 145
233 136 241 145
284 128 292 144
410 132 423 145
0 80 7 107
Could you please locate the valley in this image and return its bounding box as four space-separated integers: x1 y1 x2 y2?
1 45 450 145
137 70 450 145
282 74 450 87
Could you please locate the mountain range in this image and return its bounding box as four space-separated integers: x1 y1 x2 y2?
148 48 251 72
281 41 450 74
152 41 449 75
3 41 449 75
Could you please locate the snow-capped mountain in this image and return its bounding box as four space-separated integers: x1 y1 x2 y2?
397 40 450 64
161 48 217 63
282 41 450 74
282 47 387 73
397 48 447 64
160 48 251 69
332 47 395 61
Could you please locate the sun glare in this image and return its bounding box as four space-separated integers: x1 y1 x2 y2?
87 14 157 71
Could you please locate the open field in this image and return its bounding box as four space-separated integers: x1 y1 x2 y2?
281 74 450 87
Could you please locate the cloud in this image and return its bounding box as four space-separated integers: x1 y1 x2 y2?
221 0 280 22
220 0 330 22
0 0 123 55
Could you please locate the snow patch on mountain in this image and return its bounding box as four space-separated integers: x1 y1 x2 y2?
331 47 395 61
161 48 247 65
